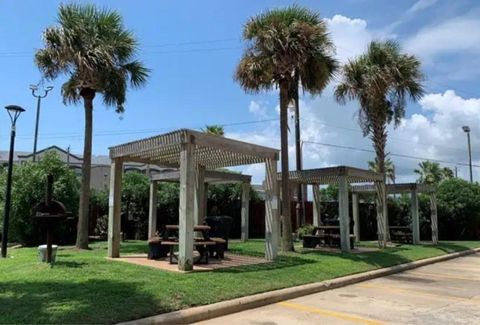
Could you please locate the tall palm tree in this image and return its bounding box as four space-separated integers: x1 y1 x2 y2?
35 4 149 249
368 158 396 184
235 5 337 251
335 41 424 247
415 161 453 184
203 125 225 136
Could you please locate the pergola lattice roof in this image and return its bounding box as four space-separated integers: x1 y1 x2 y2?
279 166 383 185
351 183 436 194
151 169 251 184
109 129 279 169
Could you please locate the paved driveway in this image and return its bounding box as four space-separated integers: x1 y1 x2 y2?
198 254 480 324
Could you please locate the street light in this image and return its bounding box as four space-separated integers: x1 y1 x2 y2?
462 125 473 183
30 84 53 162
1 105 25 258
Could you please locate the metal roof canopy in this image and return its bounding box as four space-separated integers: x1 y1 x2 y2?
151 169 252 184
351 183 436 194
109 129 279 169
279 166 383 185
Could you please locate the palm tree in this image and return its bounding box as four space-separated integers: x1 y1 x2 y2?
235 5 337 251
335 41 424 247
35 4 149 249
203 125 225 136
415 161 453 184
368 158 396 184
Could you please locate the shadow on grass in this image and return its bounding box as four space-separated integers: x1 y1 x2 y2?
213 255 316 274
433 242 473 254
53 261 88 268
0 279 158 324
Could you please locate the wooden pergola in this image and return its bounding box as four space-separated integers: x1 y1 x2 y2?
351 183 438 244
148 169 252 241
108 129 279 271
279 166 383 252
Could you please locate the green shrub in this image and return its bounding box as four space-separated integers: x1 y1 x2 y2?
296 223 314 239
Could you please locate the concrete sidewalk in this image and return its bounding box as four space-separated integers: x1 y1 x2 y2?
199 254 480 324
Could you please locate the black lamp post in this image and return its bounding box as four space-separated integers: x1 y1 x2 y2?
1 105 25 258
30 85 53 162
462 125 473 183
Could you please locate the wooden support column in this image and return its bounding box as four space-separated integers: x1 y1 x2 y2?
107 159 123 258
148 181 158 239
264 158 279 260
241 181 250 242
430 192 438 244
178 141 195 271
312 184 322 227
374 181 387 248
194 165 206 226
352 193 360 242
411 189 420 245
338 176 351 252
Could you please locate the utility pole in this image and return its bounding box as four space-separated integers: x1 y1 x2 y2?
462 126 473 183
66 146 71 167
293 85 305 228
30 84 53 162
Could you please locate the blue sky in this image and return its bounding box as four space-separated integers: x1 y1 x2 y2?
1 0 480 183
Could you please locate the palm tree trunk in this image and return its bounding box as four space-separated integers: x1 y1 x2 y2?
76 88 95 249
371 117 389 246
280 81 294 251
293 83 304 228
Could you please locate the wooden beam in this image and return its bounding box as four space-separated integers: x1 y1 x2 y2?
312 185 322 227
338 175 351 252
148 181 158 239
194 165 206 226
352 192 360 242
411 189 420 245
107 159 123 258
178 142 195 271
264 158 279 260
241 181 250 242
430 193 438 244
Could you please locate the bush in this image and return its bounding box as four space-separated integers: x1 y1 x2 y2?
296 224 314 239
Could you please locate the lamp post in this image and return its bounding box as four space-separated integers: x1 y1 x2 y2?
30 84 53 162
1 105 25 258
462 126 473 183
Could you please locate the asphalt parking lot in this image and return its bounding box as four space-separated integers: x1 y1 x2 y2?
199 254 480 324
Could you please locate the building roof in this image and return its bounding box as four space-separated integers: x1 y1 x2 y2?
278 166 383 185
109 129 279 169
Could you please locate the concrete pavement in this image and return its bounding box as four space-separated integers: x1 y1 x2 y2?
198 254 480 324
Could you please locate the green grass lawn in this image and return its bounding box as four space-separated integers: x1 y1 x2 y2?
0 240 478 324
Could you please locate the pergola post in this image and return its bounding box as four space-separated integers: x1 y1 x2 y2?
107 159 123 258
178 142 195 271
241 181 250 242
265 158 279 260
411 189 420 244
352 192 360 242
430 192 438 244
194 165 206 226
374 180 387 248
338 175 351 252
148 181 158 239
312 184 322 227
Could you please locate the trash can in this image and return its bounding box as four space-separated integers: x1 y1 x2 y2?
38 244 58 263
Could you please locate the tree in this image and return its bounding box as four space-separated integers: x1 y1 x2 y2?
235 5 337 251
335 40 424 247
35 4 149 249
368 158 396 184
203 125 225 136
415 161 453 184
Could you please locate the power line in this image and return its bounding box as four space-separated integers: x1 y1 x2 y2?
303 140 479 168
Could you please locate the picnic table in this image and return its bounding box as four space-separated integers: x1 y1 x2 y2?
389 226 413 244
303 226 355 249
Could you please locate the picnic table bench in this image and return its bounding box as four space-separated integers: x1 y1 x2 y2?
303 226 355 249
390 226 413 244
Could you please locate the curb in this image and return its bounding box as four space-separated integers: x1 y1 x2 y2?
120 247 480 325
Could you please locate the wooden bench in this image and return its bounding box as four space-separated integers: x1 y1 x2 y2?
390 227 413 244
161 240 217 264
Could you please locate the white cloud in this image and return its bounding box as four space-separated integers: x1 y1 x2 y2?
407 0 438 14
248 100 268 118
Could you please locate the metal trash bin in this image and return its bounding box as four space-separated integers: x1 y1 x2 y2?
38 244 58 263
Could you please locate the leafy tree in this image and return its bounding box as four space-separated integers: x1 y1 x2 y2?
415 161 453 184
122 171 150 239
368 158 396 184
335 40 424 247
35 3 149 249
235 5 337 251
203 125 225 136
0 151 80 245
